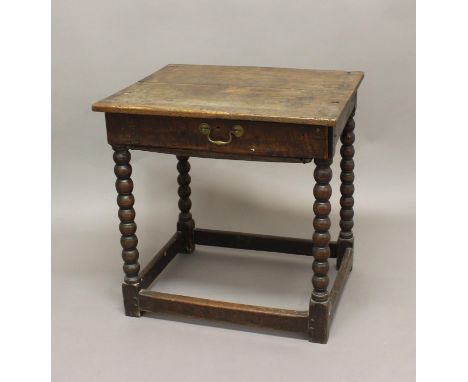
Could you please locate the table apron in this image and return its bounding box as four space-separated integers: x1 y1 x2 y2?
106 113 332 160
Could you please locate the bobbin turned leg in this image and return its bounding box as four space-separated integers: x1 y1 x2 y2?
308 158 333 343
337 112 355 269
113 147 141 317
176 156 195 253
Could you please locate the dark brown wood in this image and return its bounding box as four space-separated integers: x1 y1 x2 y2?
194 228 338 258
105 113 331 160
114 147 141 317
337 113 355 269
176 156 195 253
139 233 180 289
122 283 141 317
308 299 330 344
311 159 333 302
308 158 333 343
138 290 309 333
124 145 314 163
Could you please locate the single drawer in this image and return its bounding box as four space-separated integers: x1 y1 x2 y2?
106 113 331 161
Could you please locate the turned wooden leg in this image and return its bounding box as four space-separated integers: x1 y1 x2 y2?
176 156 195 253
337 112 355 269
309 158 332 343
113 147 141 317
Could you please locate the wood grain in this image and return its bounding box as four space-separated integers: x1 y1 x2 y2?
138 290 309 333
93 64 363 126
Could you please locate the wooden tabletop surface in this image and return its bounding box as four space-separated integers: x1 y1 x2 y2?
92 64 364 126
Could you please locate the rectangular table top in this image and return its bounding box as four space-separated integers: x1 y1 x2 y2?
92 64 363 126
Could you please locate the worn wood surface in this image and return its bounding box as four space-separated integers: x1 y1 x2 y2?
122 283 141 317
138 290 309 333
93 64 363 127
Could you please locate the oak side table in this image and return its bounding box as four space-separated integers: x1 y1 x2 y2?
92 64 364 343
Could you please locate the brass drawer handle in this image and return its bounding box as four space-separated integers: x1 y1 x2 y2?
199 123 244 145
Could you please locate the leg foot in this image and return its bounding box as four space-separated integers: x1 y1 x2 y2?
308 300 330 343
122 283 141 317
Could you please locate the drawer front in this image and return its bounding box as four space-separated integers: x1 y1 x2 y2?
106 113 330 160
